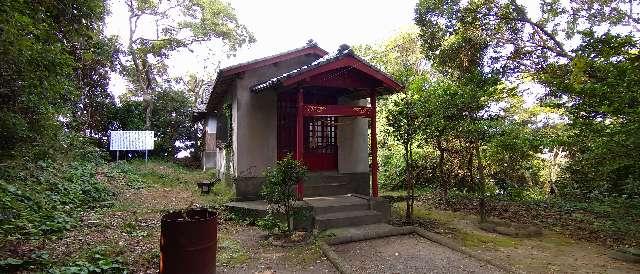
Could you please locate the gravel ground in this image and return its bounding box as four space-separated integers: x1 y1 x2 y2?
218 225 337 274
332 234 503 274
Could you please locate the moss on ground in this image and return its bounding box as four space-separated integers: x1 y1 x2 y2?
283 241 323 267
459 231 519 249
391 202 461 224
538 234 575 247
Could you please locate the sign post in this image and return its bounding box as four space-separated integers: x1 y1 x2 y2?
110 131 154 164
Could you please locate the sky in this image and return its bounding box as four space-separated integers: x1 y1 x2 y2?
105 0 419 98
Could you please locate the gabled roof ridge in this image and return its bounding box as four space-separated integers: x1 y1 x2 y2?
219 42 328 76
250 44 402 92
199 42 328 113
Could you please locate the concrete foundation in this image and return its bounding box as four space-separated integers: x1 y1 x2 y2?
233 177 264 201
225 194 391 231
233 172 370 201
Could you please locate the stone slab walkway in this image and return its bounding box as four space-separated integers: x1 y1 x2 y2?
332 234 504 273
323 223 413 244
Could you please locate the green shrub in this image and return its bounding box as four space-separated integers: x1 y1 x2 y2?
256 213 286 234
379 145 436 190
260 155 306 233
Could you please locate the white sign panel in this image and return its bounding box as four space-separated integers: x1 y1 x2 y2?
110 131 154 151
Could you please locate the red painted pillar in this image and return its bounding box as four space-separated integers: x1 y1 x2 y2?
370 91 379 197
296 88 304 200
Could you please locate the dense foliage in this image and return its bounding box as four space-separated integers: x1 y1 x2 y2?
110 89 200 158
414 0 640 203
0 139 113 239
361 0 640 240
355 0 640 237
540 31 640 200
0 0 251 270
0 0 115 159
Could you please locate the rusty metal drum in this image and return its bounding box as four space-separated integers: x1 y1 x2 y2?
160 208 217 274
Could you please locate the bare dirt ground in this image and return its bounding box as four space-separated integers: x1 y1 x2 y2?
333 234 503 274
218 225 337 273
391 202 640 273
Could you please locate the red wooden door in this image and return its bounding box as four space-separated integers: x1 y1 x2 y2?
277 92 338 171
303 117 337 171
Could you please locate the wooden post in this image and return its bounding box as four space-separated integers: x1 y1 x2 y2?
371 91 379 197
296 88 304 200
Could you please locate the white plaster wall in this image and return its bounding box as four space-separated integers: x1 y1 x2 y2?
206 117 217 133
233 55 319 177
231 87 239 176
215 147 234 177
337 99 370 174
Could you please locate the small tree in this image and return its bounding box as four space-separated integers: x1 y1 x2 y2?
385 86 423 225
260 155 307 234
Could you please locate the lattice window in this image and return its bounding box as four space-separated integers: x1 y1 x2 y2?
305 117 337 154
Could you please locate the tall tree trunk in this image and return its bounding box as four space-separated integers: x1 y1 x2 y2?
436 137 448 205
285 204 292 234
404 142 413 224
127 2 154 130
467 144 474 188
409 144 414 222
475 143 488 223
141 56 154 129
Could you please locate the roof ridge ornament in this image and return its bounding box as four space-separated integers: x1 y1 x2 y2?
338 44 351 53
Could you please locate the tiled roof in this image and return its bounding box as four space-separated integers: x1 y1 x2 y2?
198 41 327 114
219 42 326 76
250 44 398 92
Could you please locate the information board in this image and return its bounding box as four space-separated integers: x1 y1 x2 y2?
110 131 154 151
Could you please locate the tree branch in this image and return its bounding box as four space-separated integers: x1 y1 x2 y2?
508 0 571 59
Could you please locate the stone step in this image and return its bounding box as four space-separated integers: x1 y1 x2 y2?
313 202 369 215
304 183 352 197
315 210 383 230
304 195 370 215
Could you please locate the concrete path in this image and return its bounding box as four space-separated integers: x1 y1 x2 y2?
323 223 414 244
332 234 504 273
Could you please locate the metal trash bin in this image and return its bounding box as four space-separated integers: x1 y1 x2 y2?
160 208 217 274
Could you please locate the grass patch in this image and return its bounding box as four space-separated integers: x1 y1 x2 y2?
199 181 235 208
109 200 135 213
459 231 519 249
217 236 249 267
120 221 149 238
283 241 323 267
539 234 575 247
391 202 459 224
139 249 160 268
1 160 114 239
129 160 216 188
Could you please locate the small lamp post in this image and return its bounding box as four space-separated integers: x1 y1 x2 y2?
197 181 212 195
